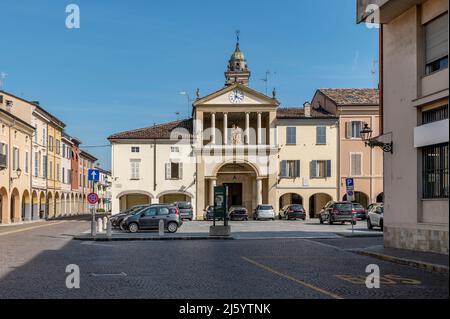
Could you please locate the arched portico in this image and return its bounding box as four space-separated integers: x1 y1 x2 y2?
116 190 153 211
157 190 194 205
279 193 303 209
10 188 20 223
32 191 39 220
343 191 370 208
22 190 31 222
47 192 54 219
208 161 262 217
0 187 8 224
39 191 46 219
309 193 333 218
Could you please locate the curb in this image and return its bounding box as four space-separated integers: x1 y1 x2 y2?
335 232 383 238
73 235 235 241
352 249 449 274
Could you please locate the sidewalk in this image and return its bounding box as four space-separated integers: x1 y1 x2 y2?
352 245 449 274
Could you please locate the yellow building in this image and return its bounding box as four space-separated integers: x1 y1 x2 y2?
0 93 35 224
46 118 65 218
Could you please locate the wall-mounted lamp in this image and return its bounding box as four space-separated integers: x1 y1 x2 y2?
9 168 22 188
360 124 393 153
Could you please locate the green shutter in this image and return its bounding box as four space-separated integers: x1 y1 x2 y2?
326 160 332 177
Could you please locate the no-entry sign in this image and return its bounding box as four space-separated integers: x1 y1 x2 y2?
87 193 99 205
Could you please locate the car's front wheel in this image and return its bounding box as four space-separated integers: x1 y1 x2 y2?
367 218 373 230
128 223 139 233
319 215 324 224
167 222 178 233
380 220 384 231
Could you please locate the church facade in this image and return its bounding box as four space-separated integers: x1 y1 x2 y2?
109 40 378 219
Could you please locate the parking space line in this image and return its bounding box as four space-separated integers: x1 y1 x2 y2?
241 256 344 299
0 221 66 237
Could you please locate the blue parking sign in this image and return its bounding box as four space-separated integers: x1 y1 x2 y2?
346 178 354 190
88 169 100 182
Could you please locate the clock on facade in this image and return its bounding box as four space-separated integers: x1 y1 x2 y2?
229 89 245 104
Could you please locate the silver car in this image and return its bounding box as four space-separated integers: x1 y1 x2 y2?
367 204 384 230
254 205 275 221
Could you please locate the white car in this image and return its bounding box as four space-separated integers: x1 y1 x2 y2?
254 205 275 221
367 204 384 230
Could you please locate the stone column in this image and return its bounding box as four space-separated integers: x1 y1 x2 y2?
245 112 250 145
211 112 216 145
209 179 216 206
256 178 263 205
223 112 228 145
257 112 262 145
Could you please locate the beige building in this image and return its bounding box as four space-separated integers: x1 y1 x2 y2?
357 0 449 253
0 92 35 224
311 89 383 207
110 40 347 219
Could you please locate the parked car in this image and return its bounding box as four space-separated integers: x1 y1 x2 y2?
228 206 249 221
173 201 194 221
319 201 356 225
254 205 275 220
367 202 383 212
352 203 367 220
367 204 384 230
279 204 306 220
122 205 182 233
203 205 215 221
110 205 150 229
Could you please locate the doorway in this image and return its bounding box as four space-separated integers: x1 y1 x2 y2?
223 183 243 207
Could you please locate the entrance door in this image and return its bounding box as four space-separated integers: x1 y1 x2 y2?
223 183 243 208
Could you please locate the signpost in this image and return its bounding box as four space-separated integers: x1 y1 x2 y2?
346 178 355 202
88 169 100 237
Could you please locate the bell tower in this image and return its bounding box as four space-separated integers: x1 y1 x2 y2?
225 31 251 87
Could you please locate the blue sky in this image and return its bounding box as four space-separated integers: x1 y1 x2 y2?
0 0 378 169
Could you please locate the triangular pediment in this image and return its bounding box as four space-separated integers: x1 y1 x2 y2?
193 83 279 107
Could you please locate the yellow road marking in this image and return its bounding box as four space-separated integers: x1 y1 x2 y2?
0 221 66 237
241 256 344 299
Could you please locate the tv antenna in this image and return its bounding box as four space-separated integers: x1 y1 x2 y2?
261 70 276 96
0 72 8 90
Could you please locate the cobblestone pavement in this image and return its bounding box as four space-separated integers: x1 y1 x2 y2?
0 219 447 299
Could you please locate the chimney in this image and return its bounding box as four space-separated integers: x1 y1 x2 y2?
304 101 311 117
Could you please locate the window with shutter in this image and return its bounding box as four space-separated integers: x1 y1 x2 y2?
178 162 183 180
326 160 332 177
171 162 180 179
165 163 171 180
25 151 29 174
310 160 317 178
425 13 448 74
350 153 362 176
286 127 296 145
280 160 287 177
316 126 327 145
130 160 140 180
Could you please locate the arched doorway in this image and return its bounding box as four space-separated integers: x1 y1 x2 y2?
0 187 8 224
159 193 191 204
39 192 46 219
10 188 20 223
47 192 54 219
343 191 369 208
55 193 60 218
279 193 303 209
309 193 333 218
22 190 31 222
117 191 152 211
71 193 75 215
376 192 384 203
32 191 39 220
215 162 259 216
60 193 66 216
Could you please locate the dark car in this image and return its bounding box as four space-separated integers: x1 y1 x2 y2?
203 205 215 221
279 204 306 220
319 201 356 225
228 206 249 221
122 205 183 233
110 205 149 229
173 202 194 221
352 203 367 220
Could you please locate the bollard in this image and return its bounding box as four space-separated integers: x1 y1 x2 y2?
103 216 108 231
106 219 112 239
158 219 164 236
97 218 103 233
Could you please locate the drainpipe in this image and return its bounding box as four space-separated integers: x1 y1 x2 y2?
379 24 384 135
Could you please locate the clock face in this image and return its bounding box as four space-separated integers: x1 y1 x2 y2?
229 90 245 104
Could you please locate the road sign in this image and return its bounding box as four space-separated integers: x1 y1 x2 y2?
87 193 99 205
347 190 355 202
346 178 354 191
88 169 100 182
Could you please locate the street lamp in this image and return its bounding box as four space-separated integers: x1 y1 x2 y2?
360 123 393 153
9 168 22 189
